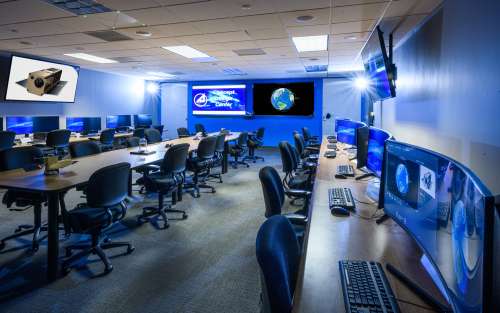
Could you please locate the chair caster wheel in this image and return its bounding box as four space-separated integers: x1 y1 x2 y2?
31 245 39 253
182 213 188 219
212 189 216 193
104 265 113 275
127 246 135 254
62 266 71 276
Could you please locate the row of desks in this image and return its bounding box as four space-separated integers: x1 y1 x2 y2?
292 137 446 313
16 131 135 147
0 132 240 281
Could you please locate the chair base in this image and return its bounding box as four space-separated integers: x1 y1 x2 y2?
230 160 250 169
137 205 188 230
62 237 134 276
0 225 48 252
243 155 265 163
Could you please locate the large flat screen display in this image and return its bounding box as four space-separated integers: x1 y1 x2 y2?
383 140 496 313
253 82 314 116
66 117 101 133
6 116 59 134
133 114 152 128
107 115 131 128
5 56 79 102
335 119 366 145
191 84 246 116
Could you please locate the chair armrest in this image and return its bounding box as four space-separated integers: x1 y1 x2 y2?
305 146 320 151
284 213 307 226
285 189 312 198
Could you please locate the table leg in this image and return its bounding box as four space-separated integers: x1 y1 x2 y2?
222 141 229 174
47 192 60 281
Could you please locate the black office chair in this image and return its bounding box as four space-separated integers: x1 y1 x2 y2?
126 136 140 147
62 162 134 275
144 128 162 144
245 127 265 163
0 147 48 252
256 215 301 313
279 141 313 192
194 123 206 134
259 166 310 226
138 143 190 229
0 131 16 150
293 133 319 162
94 128 115 152
229 132 249 169
208 133 226 183
302 127 319 146
177 127 191 138
153 125 164 138
186 136 217 197
133 128 145 139
33 132 47 142
69 141 102 158
45 129 71 157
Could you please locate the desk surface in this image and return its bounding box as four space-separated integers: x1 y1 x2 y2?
0 132 239 193
292 138 446 313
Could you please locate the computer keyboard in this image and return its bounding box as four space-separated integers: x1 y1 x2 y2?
337 164 355 176
328 187 355 210
327 144 337 150
339 260 400 313
324 151 336 158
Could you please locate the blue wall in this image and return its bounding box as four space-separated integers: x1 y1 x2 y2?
0 52 158 130
187 78 323 147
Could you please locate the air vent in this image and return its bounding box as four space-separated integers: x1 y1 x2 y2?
85 30 133 42
41 0 112 15
305 65 328 72
113 57 140 63
222 68 247 76
233 48 266 56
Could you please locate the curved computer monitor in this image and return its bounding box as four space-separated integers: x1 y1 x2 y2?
383 140 497 312
357 126 392 176
335 119 366 145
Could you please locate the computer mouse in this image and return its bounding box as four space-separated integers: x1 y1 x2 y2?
165 143 172 148
335 174 347 179
331 206 350 216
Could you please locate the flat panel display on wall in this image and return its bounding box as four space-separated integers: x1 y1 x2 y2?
253 82 314 116
5 55 79 102
191 84 246 116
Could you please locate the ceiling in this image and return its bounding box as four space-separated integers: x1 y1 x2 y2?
0 0 442 81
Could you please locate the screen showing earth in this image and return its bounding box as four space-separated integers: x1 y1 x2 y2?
253 82 314 116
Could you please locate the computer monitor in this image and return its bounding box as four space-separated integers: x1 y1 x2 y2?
7 116 33 134
133 114 152 128
66 117 101 133
335 119 366 145
0 117 3 131
357 127 392 177
32 116 59 133
106 115 131 129
383 140 498 312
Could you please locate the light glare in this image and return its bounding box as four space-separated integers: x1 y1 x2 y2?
146 82 159 94
354 77 369 90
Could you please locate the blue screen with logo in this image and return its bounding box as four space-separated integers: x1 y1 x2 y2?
384 140 492 312
7 116 33 134
192 84 246 115
335 119 365 145
366 127 391 177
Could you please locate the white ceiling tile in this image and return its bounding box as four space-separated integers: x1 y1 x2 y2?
279 8 331 27
232 14 283 30
333 2 388 23
245 28 288 40
331 32 370 43
331 20 375 34
97 0 161 11
270 0 331 12
178 31 251 45
0 0 72 24
54 16 109 33
385 0 442 17
125 7 181 25
286 25 330 36
334 0 388 6
256 38 291 48
191 19 240 34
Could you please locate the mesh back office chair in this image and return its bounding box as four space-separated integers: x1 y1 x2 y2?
46 129 71 157
302 127 319 145
69 141 102 158
256 215 301 313
293 133 319 162
229 132 250 169
133 128 145 139
144 128 162 144
138 143 190 229
126 136 140 147
186 136 217 197
96 128 115 152
194 123 206 134
278 141 313 192
153 125 164 138
0 131 16 150
177 127 191 138
62 162 134 275
0 147 48 252
245 127 265 163
208 133 226 183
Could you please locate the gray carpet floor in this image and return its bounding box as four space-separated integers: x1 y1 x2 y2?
0 148 291 313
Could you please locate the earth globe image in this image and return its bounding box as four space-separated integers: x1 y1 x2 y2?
271 88 295 111
396 164 409 194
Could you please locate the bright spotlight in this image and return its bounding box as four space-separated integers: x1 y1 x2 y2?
354 77 369 90
146 82 159 94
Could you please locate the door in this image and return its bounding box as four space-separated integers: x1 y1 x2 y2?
161 83 188 139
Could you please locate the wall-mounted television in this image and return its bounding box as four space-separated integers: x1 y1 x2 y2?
191 84 246 116
5 56 79 102
253 82 314 116
66 117 101 133
133 114 152 128
106 115 131 129
6 116 59 134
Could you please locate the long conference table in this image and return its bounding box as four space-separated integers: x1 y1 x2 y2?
0 132 240 281
292 137 447 312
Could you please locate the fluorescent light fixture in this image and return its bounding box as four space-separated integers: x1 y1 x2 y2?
146 71 175 78
292 35 328 52
354 76 369 90
64 53 117 63
162 45 210 59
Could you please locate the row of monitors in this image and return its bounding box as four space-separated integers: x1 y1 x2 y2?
0 114 152 134
335 117 498 312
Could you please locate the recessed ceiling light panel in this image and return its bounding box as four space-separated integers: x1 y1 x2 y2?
162 45 210 59
64 53 117 64
292 35 328 52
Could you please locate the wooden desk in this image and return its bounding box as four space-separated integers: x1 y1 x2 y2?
68 132 134 143
0 132 239 281
292 138 446 313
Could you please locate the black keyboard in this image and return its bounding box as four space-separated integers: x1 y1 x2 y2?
324 151 336 158
327 144 337 150
339 260 400 313
337 164 355 176
328 187 355 209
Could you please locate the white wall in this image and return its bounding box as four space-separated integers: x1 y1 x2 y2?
161 83 188 138
322 78 362 135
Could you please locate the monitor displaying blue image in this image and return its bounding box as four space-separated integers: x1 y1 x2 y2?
366 127 392 177
7 116 33 134
107 115 131 128
192 84 246 116
66 117 84 132
32 116 59 132
364 56 392 100
133 114 152 128
335 119 366 145
383 140 497 312
66 117 101 133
